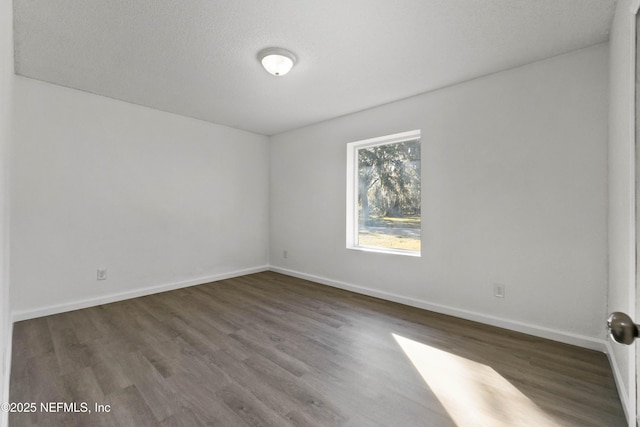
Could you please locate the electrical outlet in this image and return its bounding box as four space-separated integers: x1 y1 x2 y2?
97 269 107 281
493 284 505 298
283 250 288 259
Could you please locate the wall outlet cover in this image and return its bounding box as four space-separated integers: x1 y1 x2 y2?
493 284 505 298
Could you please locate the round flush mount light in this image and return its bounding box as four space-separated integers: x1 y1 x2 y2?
258 47 296 76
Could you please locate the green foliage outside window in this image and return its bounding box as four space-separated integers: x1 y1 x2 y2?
357 139 421 251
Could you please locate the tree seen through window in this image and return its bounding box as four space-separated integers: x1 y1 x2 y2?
357 139 421 252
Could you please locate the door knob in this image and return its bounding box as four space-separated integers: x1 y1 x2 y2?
607 312 639 345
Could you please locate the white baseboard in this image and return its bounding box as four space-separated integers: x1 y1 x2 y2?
11 265 270 322
269 266 608 352
605 341 635 427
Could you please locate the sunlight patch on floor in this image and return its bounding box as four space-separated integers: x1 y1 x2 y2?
392 334 560 427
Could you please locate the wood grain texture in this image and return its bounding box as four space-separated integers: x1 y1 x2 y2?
9 272 625 426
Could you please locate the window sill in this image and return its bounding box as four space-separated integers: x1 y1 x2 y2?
347 245 421 257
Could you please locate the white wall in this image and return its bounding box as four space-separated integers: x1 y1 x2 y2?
11 77 269 317
608 0 638 424
0 0 13 423
270 44 609 349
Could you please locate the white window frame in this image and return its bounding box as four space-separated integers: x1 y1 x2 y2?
346 129 421 257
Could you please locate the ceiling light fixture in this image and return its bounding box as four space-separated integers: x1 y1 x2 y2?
258 47 296 77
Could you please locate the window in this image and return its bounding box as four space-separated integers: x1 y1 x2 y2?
347 130 421 256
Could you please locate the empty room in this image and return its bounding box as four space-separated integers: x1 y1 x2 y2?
0 0 639 426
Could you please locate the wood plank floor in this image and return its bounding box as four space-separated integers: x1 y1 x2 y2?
9 272 625 426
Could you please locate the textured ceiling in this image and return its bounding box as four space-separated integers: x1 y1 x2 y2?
14 0 616 136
